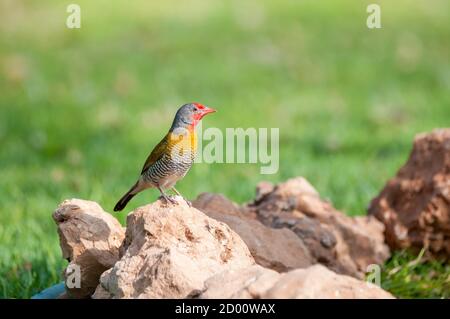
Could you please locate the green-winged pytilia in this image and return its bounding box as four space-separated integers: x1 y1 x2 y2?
114 103 216 212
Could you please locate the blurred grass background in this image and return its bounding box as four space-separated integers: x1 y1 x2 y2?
0 0 449 298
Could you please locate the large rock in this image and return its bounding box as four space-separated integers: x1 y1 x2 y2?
53 199 125 298
369 129 450 259
193 193 314 272
245 177 390 279
93 197 254 298
196 264 394 299
262 265 393 299
195 265 280 299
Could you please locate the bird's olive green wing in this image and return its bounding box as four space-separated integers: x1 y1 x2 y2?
140 133 169 174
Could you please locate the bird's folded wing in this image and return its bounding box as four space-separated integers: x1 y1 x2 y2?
141 134 169 174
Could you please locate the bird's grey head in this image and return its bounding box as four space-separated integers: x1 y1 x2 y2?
170 103 216 131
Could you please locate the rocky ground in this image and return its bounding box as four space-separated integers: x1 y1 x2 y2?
52 129 450 298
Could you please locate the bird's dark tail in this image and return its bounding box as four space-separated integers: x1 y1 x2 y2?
114 182 139 212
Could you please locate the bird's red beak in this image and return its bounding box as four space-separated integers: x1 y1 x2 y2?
198 106 216 119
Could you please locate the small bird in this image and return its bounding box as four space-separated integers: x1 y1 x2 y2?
113 103 216 212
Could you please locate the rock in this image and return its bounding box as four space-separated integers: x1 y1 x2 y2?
93 197 254 299
195 265 280 299
369 129 450 259
52 199 125 298
263 265 394 299
193 193 314 272
54 179 394 298
192 193 244 217
90 283 112 299
245 177 390 278
196 264 394 299
254 181 276 202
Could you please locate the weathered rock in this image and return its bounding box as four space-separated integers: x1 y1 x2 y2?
53 199 125 298
193 193 314 272
197 264 394 299
263 265 394 299
192 192 244 217
369 129 450 259
245 177 390 279
195 265 280 299
93 197 254 299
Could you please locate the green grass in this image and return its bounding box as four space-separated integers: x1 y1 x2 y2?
382 250 450 298
0 0 449 298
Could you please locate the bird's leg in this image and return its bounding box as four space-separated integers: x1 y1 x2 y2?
157 186 177 205
171 187 192 207
171 187 182 197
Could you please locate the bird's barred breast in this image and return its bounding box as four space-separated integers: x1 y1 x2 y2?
143 155 193 186
142 139 196 187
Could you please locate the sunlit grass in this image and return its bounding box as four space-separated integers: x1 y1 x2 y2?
381 250 450 299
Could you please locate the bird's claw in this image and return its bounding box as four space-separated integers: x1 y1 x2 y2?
158 195 191 207
167 196 178 205
159 195 178 205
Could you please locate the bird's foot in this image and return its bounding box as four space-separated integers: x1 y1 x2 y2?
159 195 178 205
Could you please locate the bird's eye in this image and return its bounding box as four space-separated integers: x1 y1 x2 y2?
193 103 204 111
